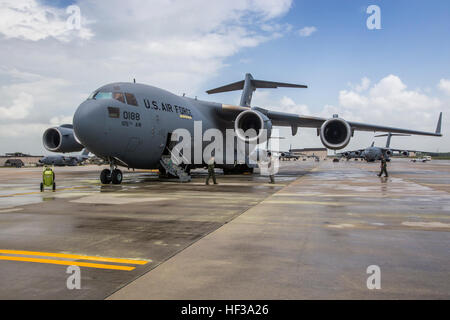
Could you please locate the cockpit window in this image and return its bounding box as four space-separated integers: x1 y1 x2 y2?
113 92 125 103
125 93 138 106
92 91 126 104
94 92 113 100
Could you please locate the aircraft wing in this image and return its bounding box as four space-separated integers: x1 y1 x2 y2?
258 108 442 137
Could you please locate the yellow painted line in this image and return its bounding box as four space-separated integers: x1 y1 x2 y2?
0 250 149 265
0 256 135 271
179 114 192 119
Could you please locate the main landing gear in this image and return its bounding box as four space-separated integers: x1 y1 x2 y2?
100 164 123 185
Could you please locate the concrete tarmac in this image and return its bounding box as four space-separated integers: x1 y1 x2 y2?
0 159 449 299
0 163 303 299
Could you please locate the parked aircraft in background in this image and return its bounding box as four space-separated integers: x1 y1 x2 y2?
39 149 90 166
42 73 442 184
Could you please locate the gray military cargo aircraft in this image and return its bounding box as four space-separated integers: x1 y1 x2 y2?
42 73 443 184
39 148 90 166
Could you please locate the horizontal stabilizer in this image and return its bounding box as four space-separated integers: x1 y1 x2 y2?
206 79 307 94
251 80 307 89
206 80 245 94
206 73 307 107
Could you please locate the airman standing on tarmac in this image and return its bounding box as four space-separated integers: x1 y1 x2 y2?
206 156 218 185
267 152 275 184
378 154 389 177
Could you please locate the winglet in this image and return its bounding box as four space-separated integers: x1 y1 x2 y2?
436 112 442 135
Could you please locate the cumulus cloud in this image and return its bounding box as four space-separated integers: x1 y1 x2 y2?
0 0 293 154
298 26 317 37
339 75 442 120
438 79 450 95
252 75 448 152
0 0 93 41
348 77 371 92
0 92 33 119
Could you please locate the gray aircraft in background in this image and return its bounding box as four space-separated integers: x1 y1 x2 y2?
39 148 90 166
42 73 442 184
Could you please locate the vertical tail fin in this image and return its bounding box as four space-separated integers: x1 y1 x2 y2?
436 112 442 135
240 73 255 107
386 132 392 148
80 148 90 159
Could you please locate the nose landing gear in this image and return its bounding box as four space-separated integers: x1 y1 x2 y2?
100 165 123 185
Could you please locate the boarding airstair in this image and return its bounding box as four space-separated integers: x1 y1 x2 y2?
159 148 191 182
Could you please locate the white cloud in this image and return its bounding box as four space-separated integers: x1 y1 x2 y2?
438 79 450 95
251 75 448 152
298 26 317 37
0 0 93 41
339 75 442 117
0 0 293 154
349 77 371 92
0 91 33 119
278 96 311 115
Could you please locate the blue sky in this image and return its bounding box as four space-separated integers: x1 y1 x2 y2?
0 0 449 154
206 0 450 109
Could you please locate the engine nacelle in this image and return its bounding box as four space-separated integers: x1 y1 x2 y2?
385 149 393 156
401 151 409 156
354 151 361 156
343 152 350 157
234 110 272 144
319 118 352 150
43 124 84 153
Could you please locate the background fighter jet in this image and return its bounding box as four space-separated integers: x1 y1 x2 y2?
42 73 442 184
39 149 90 167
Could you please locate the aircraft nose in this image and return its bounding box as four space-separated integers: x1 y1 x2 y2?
73 100 106 152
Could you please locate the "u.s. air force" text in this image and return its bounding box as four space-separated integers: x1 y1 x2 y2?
143 99 192 117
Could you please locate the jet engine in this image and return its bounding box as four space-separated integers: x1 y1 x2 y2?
401 151 409 156
319 118 352 150
354 151 361 156
343 152 350 157
43 124 84 153
234 110 272 143
385 150 393 156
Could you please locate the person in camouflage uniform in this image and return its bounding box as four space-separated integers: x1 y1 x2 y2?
378 154 389 177
206 156 218 185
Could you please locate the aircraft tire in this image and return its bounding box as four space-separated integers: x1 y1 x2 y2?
100 169 112 184
40 183 43 192
52 182 56 191
111 169 123 184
